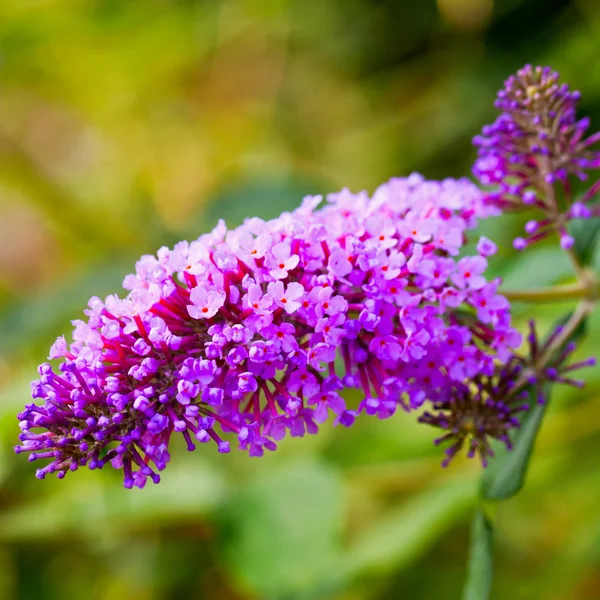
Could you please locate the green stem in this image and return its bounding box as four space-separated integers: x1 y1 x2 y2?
565 246 587 281
506 297 595 400
503 232 598 397
503 282 589 302
537 298 595 370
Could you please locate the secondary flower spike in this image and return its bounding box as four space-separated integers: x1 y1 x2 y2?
473 65 600 250
16 174 520 488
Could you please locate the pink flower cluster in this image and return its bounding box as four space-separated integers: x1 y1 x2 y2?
16 174 520 488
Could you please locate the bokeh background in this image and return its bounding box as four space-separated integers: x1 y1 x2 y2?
1 0 600 598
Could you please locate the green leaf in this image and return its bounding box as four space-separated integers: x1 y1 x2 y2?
570 215 600 267
462 510 494 600
499 246 572 291
481 390 548 501
218 461 344 600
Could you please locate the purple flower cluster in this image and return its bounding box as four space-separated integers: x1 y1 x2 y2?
473 65 600 250
15 174 521 487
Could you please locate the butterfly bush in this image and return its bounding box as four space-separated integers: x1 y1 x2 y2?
16 65 598 489
15 174 524 488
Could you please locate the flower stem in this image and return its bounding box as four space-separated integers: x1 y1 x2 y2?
565 246 587 281
505 240 597 396
503 282 589 302
537 298 595 370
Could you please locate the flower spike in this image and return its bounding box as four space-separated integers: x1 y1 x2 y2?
16 175 518 487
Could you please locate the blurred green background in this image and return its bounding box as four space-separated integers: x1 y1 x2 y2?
0 0 600 598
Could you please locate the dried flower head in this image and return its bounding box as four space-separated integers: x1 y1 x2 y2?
417 315 596 468
418 360 529 467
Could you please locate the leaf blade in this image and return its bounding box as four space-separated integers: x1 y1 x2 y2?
481 392 548 501
570 215 600 267
462 510 494 600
